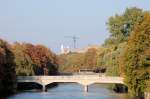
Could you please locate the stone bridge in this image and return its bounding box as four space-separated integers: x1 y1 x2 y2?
17 75 124 92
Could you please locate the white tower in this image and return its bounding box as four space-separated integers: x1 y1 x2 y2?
61 44 64 54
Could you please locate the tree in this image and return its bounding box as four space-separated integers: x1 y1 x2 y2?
96 47 109 67
12 43 35 76
105 44 124 76
97 43 126 76
84 48 98 69
24 43 58 75
104 7 144 46
122 13 150 98
0 39 16 96
59 52 85 73
12 42 59 76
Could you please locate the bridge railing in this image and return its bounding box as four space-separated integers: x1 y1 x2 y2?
17 75 98 80
17 75 123 81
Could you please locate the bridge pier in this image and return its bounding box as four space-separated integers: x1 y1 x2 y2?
42 85 47 92
84 85 88 92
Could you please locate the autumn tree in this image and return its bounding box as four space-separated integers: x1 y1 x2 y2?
121 13 150 98
59 52 85 73
24 43 58 75
12 42 35 76
84 48 98 69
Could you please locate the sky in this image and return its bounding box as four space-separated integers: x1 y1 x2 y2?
0 0 149 53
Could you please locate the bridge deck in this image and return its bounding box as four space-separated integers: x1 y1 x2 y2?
17 75 124 85
17 75 124 92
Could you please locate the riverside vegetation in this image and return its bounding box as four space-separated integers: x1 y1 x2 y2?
0 7 150 99
59 7 150 99
0 40 59 97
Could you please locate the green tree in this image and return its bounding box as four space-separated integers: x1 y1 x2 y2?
104 7 144 46
105 44 122 76
96 47 109 67
0 39 16 96
97 43 125 76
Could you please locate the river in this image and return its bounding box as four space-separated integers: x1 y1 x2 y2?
7 83 130 99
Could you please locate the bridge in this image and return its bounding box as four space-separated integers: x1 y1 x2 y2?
17 75 124 92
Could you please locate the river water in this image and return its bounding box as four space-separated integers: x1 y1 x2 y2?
8 83 130 99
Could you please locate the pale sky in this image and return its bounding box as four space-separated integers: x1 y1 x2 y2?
0 0 149 53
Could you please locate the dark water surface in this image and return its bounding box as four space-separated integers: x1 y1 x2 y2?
7 83 130 99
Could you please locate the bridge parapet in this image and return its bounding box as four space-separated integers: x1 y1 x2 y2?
17 75 123 81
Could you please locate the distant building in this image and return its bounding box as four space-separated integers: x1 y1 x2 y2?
60 44 99 54
61 44 70 54
72 45 100 53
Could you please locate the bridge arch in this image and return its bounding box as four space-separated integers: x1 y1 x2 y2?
17 82 43 90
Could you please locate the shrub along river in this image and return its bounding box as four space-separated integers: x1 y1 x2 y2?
7 83 130 99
